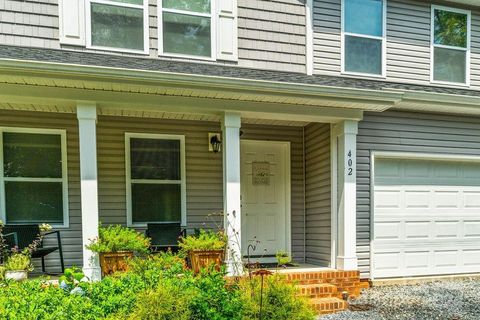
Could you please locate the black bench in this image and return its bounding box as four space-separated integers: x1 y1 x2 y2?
2 224 64 274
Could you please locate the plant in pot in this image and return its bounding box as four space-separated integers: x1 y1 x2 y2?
86 224 150 276
4 250 33 281
179 229 227 274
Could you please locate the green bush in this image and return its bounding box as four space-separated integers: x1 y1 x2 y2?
86 225 150 254
179 230 227 253
0 266 5 281
4 252 33 271
239 274 316 320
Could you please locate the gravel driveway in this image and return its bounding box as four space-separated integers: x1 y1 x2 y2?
320 278 480 320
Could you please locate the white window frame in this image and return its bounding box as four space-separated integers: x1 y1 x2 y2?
157 0 216 61
86 0 149 55
341 0 387 78
430 5 471 87
0 127 69 228
125 133 186 227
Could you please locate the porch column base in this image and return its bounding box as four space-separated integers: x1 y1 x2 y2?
83 266 102 282
336 256 358 271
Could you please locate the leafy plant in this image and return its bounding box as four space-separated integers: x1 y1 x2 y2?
239 273 316 320
179 229 227 253
276 250 292 267
0 266 5 281
86 224 150 254
59 266 85 288
127 251 186 284
4 252 33 271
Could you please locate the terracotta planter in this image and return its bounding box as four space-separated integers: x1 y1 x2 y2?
5 270 28 281
99 252 133 276
189 249 224 274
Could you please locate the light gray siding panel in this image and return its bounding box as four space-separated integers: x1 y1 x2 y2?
356 110 480 279
0 109 81 273
304 123 331 266
97 117 306 262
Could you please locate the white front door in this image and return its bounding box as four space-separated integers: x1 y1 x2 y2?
373 157 480 278
240 140 290 261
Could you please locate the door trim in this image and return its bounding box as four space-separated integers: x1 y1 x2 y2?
240 139 292 259
370 151 480 280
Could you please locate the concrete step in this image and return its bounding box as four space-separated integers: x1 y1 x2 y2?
310 297 348 315
297 283 338 299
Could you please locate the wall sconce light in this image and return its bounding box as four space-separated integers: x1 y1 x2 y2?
208 133 222 153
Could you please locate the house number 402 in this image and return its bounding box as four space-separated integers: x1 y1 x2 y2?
347 150 353 176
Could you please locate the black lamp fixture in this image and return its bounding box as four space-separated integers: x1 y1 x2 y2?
208 133 222 153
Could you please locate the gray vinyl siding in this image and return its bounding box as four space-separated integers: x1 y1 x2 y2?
304 123 331 266
0 0 306 73
97 116 306 262
313 0 480 89
0 109 81 273
356 110 480 279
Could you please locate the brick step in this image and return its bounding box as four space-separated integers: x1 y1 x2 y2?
310 297 348 315
297 283 338 299
284 270 360 283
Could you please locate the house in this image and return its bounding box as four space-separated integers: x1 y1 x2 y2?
0 0 479 283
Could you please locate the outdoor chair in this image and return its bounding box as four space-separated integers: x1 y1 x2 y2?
2 224 64 274
146 223 186 252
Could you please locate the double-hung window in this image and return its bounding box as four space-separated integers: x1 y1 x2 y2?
431 6 470 85
342 0 386 76
159 0 214 59
86 0 149 54
126 133 186 227
0 129 68 227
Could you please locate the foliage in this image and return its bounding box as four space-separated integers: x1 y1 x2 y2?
434 9 467 47
126 280 193 320
59 266 85 289
179 229 227 253
276 250 292 266
0 265 5 281
127 251 186 285
86 225 150 254
239 274 316 320
4 252 33 271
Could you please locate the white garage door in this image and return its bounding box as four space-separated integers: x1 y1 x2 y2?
373 157 480 279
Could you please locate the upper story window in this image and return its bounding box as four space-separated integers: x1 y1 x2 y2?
342 0 386 77
86 0 149 54
431 6 470 85
126 133 186 227
0 129 69 227
159 0 214 59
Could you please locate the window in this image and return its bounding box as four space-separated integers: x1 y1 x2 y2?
126 133 186 226
159 0 214 59
342 0 386 76
0 129 68 227
431 6 470 85
86 0 149 54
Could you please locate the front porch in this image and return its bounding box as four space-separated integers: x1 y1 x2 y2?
0 103 359 280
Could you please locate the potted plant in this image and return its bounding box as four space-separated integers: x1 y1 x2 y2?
179 230 227 273
86 224 150 276
4 250 33 281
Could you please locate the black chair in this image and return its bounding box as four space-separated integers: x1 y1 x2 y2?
2 224 64 274
146 223 186 252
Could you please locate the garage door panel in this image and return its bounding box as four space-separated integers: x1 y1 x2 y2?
373 158 480 278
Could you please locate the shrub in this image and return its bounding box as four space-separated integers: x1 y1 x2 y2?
126 280 192 320
127 251 186 285
0 266 5 281
86 225 150 254
4 252 33 271
179 230 227 252
239 274 316 320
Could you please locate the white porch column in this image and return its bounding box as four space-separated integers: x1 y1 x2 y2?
222 112 243 276
77 103 101 281
335 120 359 270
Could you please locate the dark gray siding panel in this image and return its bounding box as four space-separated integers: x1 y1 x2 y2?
357 110 480 278
305 123 331 266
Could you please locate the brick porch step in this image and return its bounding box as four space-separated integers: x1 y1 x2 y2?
297 283 338 299
310 297 348 315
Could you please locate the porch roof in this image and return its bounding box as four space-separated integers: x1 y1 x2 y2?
1 45 480 117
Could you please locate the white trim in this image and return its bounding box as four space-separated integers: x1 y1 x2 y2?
86 0 149 55
369 151 480 280
125 132 186 227
0 127 69 228
430 5 471 87
330 123 338 269
341 0 387 78
158 0 217 61
305 0 314 75
240 139 292 260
